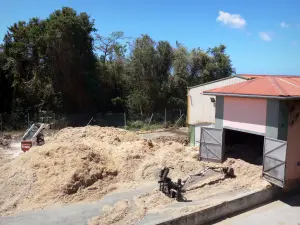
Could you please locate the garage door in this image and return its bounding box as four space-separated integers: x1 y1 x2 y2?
200 127 223 163
263 137 287 188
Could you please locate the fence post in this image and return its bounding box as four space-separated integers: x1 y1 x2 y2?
124 113 127 130
0 114 3 138
87 117 93 126
174 114 184 128
164 108 167 128
179 109 182 127
53 112 56 130
148 113 153 127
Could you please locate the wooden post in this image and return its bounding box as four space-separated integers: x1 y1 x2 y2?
124 113 127 130
0 114 2 138
179 109 182 127
164 108 167 128
54 113 56 130
148 113 153 127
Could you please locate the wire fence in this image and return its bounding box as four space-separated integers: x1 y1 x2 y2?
0 109 186 134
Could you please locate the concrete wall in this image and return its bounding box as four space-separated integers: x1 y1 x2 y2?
157 187 280 225
285 101 300 183
223 97 267 134
189 125 195 146
215 96 224 129
265 100 289 141
277 101 289 141
187 77 246 125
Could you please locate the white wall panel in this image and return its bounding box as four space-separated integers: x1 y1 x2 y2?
188 77 246 124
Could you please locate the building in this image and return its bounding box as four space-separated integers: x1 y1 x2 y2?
187 76 248 146
200 75 300 188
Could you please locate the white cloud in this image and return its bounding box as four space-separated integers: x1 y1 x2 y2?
216 11 247 29
280 22 289 28
259 32 272 42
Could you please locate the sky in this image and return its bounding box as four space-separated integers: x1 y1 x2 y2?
0 0 300 75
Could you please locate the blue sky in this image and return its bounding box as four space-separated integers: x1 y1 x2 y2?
1 0 300 75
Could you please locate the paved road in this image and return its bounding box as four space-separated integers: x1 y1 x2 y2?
214 193 300 225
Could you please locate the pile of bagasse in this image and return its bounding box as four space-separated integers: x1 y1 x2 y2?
0 126 269 224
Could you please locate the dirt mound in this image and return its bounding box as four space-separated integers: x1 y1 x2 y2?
89 190 174 225
0 126 200 216
89 200 131 225
0 138 10 147
154 136 189 145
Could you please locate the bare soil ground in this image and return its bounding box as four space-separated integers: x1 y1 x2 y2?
0 126 270 225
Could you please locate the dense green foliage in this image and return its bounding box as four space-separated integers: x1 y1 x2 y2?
0 7 235 120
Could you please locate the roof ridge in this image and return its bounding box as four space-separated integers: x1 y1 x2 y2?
230 77 257 93
269 77 288 96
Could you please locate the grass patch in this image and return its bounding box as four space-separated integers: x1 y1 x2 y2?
126 121 164 131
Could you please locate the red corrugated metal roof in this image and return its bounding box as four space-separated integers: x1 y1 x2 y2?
239 74 300 79
204 76 300 98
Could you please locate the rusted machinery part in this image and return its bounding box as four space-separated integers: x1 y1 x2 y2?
187 166 235 179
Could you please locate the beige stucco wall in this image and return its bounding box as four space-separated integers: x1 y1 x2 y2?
187 77 246 124
223 97 267 134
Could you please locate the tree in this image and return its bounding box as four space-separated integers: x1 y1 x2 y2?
207 44 236 81
2 18 47 114
154 41 173 110
169 43 189 109
189 48 211 84
125 35 157 115
0 47 13 113
1 7 99 116
95 31 128 64
44 7 98 113
0 7 236 127
125 35 174 115
95 31 129 112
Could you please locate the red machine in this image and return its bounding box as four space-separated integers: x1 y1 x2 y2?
21 123 49 152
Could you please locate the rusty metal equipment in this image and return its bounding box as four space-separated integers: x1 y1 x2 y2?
195 166 234 177
158 166 235 200
158 167 184 201
21 123 51 152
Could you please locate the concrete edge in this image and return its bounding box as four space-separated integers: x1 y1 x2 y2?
157 187 281 225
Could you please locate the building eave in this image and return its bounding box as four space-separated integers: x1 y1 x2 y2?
187 76 248 90
202 92 300 100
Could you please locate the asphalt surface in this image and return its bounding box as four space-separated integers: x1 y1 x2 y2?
3 187 298 225
0 183 156 225
0 181 252 225
214 193 300 225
